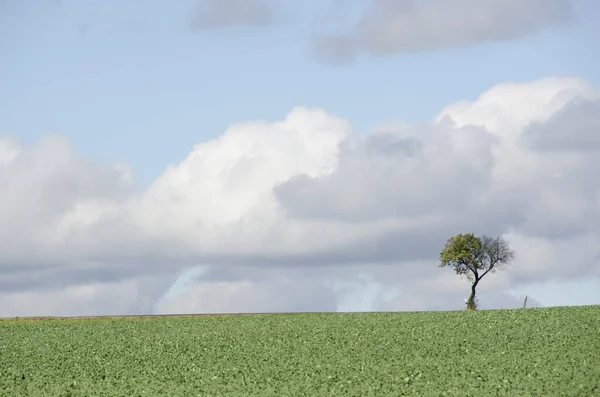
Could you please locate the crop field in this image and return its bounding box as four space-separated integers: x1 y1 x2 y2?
0 306 599 396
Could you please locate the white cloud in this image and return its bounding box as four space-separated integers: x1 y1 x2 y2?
155 276 338 314
504 232 600 283
154 262 543 314
0 274 173 317
313 0 574 62
522 98 600 152
190 0 273 29
0 135 19 166
0 134 135 265
274 122 496 222
435 77 598 136
127 107 356 259
2 76 600 316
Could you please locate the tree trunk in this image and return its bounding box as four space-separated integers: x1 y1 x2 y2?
467 279 479 310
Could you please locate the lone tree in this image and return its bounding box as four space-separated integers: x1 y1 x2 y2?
439 233 515 310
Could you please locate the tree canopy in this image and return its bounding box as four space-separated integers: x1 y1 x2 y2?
439 233 515 310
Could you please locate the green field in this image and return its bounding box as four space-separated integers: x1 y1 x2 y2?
1 306 599 396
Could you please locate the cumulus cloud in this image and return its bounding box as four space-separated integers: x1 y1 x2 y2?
190 0 273 29
155 271 338 314
522 98 600 152
313 0 574 62
0 134 135 265
274 123 496 222
0 274 174 317
2 76 600 316
155 262 542 314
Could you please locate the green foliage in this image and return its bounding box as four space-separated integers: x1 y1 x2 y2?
439 233 482 282
1 307 599 396
440 233 515 281
440 233 516 310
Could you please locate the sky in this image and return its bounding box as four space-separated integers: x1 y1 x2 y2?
1 0 599 316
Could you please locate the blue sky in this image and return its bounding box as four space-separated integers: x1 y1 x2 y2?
1 0 600 316
2 0 598 187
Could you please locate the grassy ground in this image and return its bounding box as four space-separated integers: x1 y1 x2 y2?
1 306 599 396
